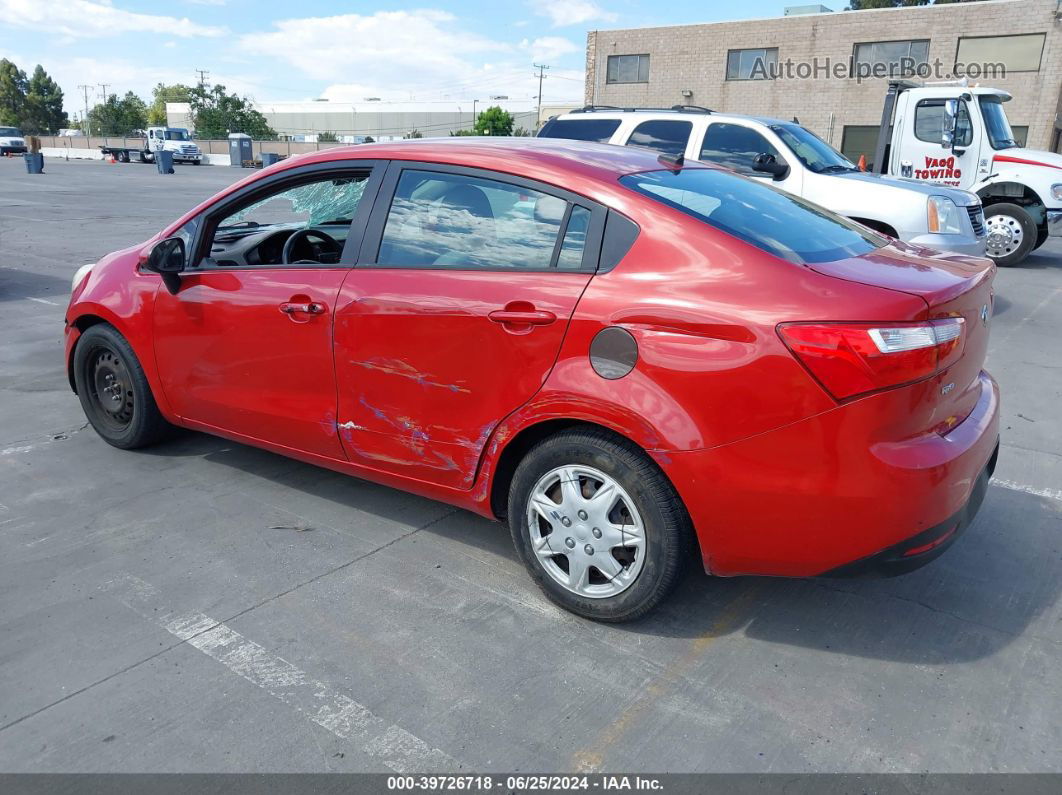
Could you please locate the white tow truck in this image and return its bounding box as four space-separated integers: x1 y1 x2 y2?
99 127 202 165
870 78 1062 265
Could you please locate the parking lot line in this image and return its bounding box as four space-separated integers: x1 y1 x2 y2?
991 478 1062 504
102 573 463 774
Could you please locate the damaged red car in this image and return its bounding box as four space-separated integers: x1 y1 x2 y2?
66 138 999 621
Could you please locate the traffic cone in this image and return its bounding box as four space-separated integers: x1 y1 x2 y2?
857 154 867 172
109 154 116 164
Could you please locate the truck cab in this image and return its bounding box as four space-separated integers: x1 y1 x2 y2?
0 126 27 155
539 106 986 259
145 127 202 165
873 79 1062 265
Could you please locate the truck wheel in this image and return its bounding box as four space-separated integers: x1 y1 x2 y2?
984 203 1035 266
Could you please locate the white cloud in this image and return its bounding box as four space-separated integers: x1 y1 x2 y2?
535 0 617 28
521 36 579 63
0 0 226 38
239 10 507 86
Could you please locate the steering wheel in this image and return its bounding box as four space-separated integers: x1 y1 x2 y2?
282 228 342 264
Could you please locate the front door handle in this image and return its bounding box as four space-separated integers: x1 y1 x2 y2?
488 309 556 326
280 301 326 315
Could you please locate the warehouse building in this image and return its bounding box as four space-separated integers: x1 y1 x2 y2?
166 99 560 142
584 0 1062 160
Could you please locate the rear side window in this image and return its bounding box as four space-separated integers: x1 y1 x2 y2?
626 120 692 158
538 118 622 143
377 170 589 270
621 168 884 264
700 123 785 175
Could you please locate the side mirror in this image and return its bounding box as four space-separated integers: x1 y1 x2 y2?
142 236 185 293
941 99 958 150
752 152 790 181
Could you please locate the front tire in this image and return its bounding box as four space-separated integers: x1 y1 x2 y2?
508 428 691 622
73 324 172 449
984 203 1036 266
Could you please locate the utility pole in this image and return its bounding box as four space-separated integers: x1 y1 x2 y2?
472 99 477 132
77 84 92 134
533 64 549 129
98 83 110 104
195 69 210 89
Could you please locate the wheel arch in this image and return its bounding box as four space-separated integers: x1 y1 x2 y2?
978 182 1047 227
66 313 115 393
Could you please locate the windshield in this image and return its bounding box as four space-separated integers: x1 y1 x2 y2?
621 168 885 265
979 96 1017 150
0 127 22 137
164 130 190 141
770 123 857 173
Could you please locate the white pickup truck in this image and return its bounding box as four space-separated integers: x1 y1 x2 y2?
539 106 986 259
867 79 1060 265
100 127 202 165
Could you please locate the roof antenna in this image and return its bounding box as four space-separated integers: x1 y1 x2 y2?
658 152 684 171
792 116 800 123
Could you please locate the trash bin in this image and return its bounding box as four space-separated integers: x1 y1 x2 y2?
155 149 174 174
260 152 280 168
228 133 252 167
24 152 44 174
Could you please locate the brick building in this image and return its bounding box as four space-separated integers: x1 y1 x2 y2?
585 0 1062 160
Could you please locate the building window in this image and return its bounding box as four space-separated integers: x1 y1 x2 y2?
853 40 929 77
726 48 778 80
606 54 650 84
626 120 692 158
956 34 1045 74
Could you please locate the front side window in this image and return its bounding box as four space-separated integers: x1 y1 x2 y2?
914 100 973 147
621 168 884 265
537 118 622 143
202 173 370 267
626 120 692 158
853 40 929 76
770 123 858 173
978 96 1018 150
726 48 778 81
377 170 588 270
606 54 650 84
700 123 785 175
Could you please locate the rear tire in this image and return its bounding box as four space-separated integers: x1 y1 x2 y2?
73 324 172 449
984 203 1035 266
508 428 691 622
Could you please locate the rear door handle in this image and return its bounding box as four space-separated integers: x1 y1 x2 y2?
488 309 556 326
280 301 326 315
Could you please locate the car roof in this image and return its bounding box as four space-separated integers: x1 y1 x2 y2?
550 108 793 127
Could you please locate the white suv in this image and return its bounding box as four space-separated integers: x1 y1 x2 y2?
539 106 986 258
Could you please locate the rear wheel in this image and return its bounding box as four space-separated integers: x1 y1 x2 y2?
73 324 172 449
508 428 690 622
984 203 1036 266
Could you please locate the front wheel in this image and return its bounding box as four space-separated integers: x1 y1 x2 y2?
73 324 172 449
508 428 691 622
984 203 1036 266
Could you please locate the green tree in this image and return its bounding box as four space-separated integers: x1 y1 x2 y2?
317 130 339 142
403 128 423 139
449 128 476 136
473 105 514 136
0 59 28 128
21 66 68 134
87 91 148 136
188 84 276 140
148 83 193 126
512 126 531 137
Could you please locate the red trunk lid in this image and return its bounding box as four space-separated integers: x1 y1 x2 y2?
810 241 995 431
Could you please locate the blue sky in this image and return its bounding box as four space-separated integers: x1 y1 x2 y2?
0 0 798 118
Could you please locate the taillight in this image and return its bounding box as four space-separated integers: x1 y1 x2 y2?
778 318 965 400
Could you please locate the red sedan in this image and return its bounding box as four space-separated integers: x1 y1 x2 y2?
65 138 999 621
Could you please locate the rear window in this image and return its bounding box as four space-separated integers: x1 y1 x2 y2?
538 118 622 143
621 168 885 264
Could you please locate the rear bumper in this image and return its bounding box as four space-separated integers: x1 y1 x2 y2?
907 231 986 257
655 370 1000 577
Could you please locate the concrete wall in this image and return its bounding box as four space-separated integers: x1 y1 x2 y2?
586 0 1062 150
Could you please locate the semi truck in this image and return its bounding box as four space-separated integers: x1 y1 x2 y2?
100 127 202 165
871 78 1061 266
